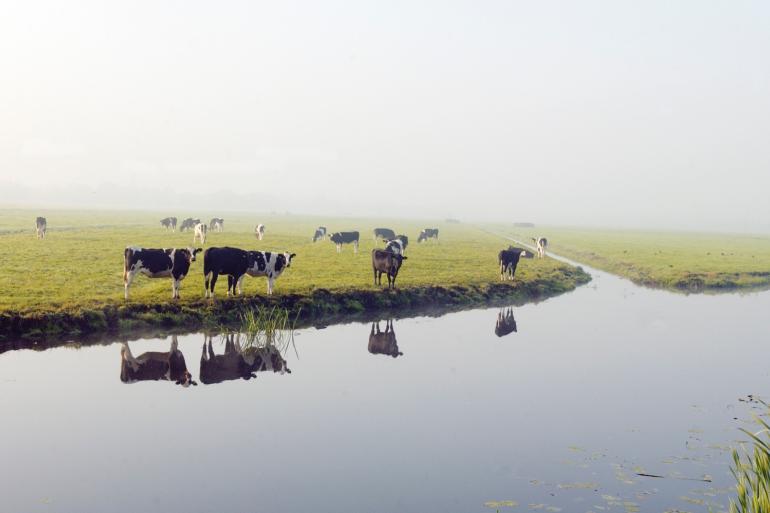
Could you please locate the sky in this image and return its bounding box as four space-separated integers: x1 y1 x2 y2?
0 0 768 232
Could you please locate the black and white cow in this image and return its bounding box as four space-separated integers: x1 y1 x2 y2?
255 224 265 240
312 226 327 242
209 218 224 232
240 250 296 295
199 334 290 384
194 223 207 244
532 237 548 258
160 217 177 231
330 231 360 253
368 320 402 358
417 228 439 243
372 249 407 289
495 307 517 337
123 246 202 299
35 217 47 239
180 218 200 232
385 239 405 256
373 228 396 241
203 246 251 298
394 234 409 253
498 246 530 281
120 337 196 387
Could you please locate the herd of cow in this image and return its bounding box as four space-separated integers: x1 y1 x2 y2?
35 216 549 299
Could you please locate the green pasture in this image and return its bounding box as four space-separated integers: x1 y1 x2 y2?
0 208 574 313
493 225 770 291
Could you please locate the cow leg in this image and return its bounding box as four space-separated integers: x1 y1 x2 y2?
124 271 135 300
267 277 275 295
236 275 245 295
353 240 359 254
171 279 180 299
373 268 378 286
210 272 219 298
205 272 212 298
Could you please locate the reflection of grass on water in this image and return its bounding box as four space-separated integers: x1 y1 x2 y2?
731 411 770 513
223 306 299 350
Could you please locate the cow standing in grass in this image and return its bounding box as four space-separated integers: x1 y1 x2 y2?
418 228 439 243
35 217 47 239
180 218 200 232
237 250 296 295
312 226 327 242
372 249 407 289
209 218 224 232
194 223 207 244
373 228 396 241
331 231 360 253
255 224 265 240
532 237 548 258
203 246 251 298
160 217 177 231
498 246 530 281
123 246 202 299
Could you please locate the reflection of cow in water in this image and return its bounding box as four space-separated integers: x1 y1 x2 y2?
368 320 402 358
495 307 517 337
120 336 197 386
199 334 291 384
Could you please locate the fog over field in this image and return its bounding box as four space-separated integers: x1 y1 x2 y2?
1 1 768 232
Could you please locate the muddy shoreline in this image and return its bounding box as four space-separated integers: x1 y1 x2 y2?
0 267 590 349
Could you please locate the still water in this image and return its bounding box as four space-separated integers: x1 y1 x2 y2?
0 265 768 513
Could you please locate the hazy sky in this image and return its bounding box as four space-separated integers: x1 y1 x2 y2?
1 1 768 231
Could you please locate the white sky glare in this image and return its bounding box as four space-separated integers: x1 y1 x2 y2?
1 1 768 231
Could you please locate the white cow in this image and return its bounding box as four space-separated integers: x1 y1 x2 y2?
532 237 548 258
255 224 265 240
194 223 208 244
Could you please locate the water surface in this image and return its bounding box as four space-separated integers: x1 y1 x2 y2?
1 265 768 513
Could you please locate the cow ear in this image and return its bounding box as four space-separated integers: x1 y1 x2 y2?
401 256 408 260
290 253 297 259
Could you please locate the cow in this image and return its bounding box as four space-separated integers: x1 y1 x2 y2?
179 218 200 232
255 224 265 240
35 217 47 239
120 337 196 387
368 320 402 358
373 228 396 241
394 234 409 253
495 307 517 337
199 334 290 384
385 239 404 256
532 237 548 258
312 226 328 242
330 231 360 253
417 228 439 243
203 246 251 298
209 218 224 232
193 223 207 244
235 250 296 295
372 249 407 289
160 217 177 231
123 246 202 299
498 246 530 281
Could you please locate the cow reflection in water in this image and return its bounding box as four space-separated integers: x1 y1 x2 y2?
495 307 517 337
199 334 291 385
368 319 402 358
120 336 197 387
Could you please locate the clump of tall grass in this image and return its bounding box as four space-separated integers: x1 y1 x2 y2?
220 306 299 351
731 409 770 513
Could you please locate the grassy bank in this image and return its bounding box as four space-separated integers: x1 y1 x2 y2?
491 225 770 292
0 208 590 339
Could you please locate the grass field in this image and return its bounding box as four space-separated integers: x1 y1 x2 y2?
491 225 770 291
0 208 583 315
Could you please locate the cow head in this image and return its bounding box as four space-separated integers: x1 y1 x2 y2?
418 231 427 243
330 233 341 244
284 252 297 267
187 247 203 261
